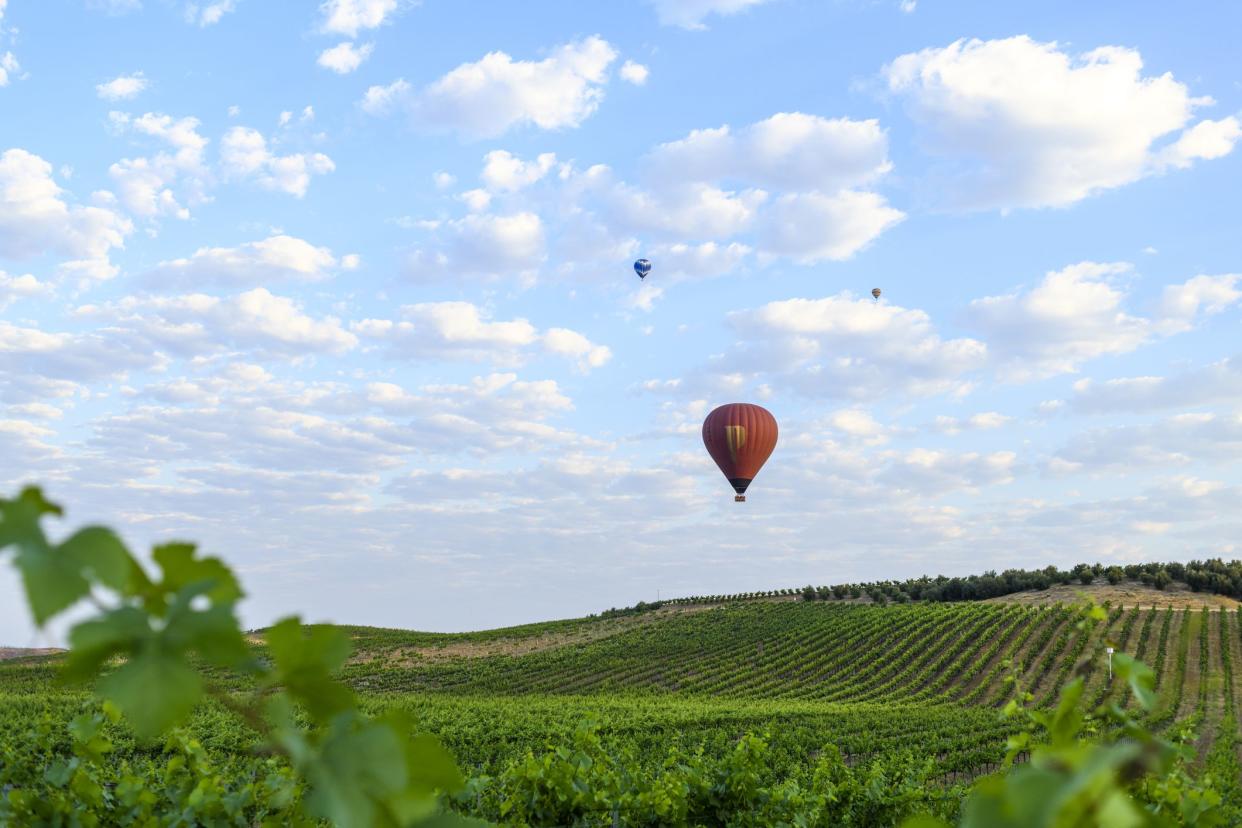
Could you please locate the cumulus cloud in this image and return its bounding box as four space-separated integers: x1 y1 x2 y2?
1054 413 1242 473
0 270 48 309
184 1 236 25
142 235 343 289
620 60 649 85
405 212 545 284
967 263 1242 380
78 289 358 357
649 0 773 29
354 301 609 371
0 52 17 87
674 292 987 400
96 72 148 100
364 36 618 137
318 41 373 74
0 148 132 280
107 111 210 219
757 190 904 263
220 126 334 196
320 0 399 36
885 36 1240 209
1070 357 1242 414
480 150 557 192
649 113 892 193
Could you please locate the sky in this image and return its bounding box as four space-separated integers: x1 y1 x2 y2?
3 0 1242 643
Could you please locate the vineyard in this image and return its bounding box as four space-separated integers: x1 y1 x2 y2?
5 587 1242 824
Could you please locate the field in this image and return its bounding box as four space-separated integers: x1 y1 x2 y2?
3 589 1241 824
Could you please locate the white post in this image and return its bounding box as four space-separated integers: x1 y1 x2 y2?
1106 646 1114 680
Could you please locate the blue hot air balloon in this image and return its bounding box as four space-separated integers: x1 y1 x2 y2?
634 258 652 280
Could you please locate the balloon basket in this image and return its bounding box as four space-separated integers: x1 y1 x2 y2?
734 495 746 502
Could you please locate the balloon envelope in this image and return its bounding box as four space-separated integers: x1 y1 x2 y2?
871 287 882 299
702 403 778 501
634 258 652 279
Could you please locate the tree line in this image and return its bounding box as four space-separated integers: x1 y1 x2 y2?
659 559 1242 608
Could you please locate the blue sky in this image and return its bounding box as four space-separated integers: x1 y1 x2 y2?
3 0 1242 642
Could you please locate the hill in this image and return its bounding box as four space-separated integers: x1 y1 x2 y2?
4 592 1240 823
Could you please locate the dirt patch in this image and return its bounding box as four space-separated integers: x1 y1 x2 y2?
0 647 63 662
985 581 1240 610
348 605 716 666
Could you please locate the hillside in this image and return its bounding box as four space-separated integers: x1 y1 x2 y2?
340 601 1235 715
4 595 1241 823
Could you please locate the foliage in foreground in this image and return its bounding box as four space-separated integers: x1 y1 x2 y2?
1 485 1238 826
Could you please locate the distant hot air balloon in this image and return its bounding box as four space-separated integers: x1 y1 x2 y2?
871 287 882 302
702 403 778 502
634 258 652 280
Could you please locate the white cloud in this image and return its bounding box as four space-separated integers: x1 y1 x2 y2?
967 262 1147 380
80 288 358 357
885 36 1239 209
405 212 545 283
185 1 236 26
758 190 904 263
542 328 612 372
220 126 335 196
432 171 456 189
0 52 17 87
1157 274 1241 333
320 0 399 37
933 412 1012 434
968 263 1241 380
644 240 751 280
143 235 341 289
0 148 132 280
480 150 556 192
649 0 773 29
1157 117 1242 169
360 79 411 115
354 301 608 371
708 292 987 400
649 112 892 193
620 60 649 85
318 41 373 74
107 111 210 219
96 72 149 100
368 36 619 138
1055 413 1242 473
0 271 48 309
1070 357 1242 414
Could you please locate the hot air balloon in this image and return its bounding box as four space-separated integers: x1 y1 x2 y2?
871 288 882 302
702 403 778 502
634 259 652 280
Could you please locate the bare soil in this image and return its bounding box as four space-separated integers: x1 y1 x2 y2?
985 580 1240 610
0 647 63 661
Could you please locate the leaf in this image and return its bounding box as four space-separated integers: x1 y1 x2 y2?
63 607 151 683
1112 653 1157 711
97 649 203 740
264 617 355 721
0 486 62 550
152 542 243 607
14 537 91 626
58 526 147 595
162 597 252 669
406 732 464 797
303 716 408 827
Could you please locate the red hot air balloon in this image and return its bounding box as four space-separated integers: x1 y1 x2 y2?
702 403 778 502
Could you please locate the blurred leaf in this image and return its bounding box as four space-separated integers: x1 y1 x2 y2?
152 542 243 606
1113 653 1157 712
265 617 354 722
15 539 91 626
98 649 202 740
63 607 151 683
58 526 147 595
